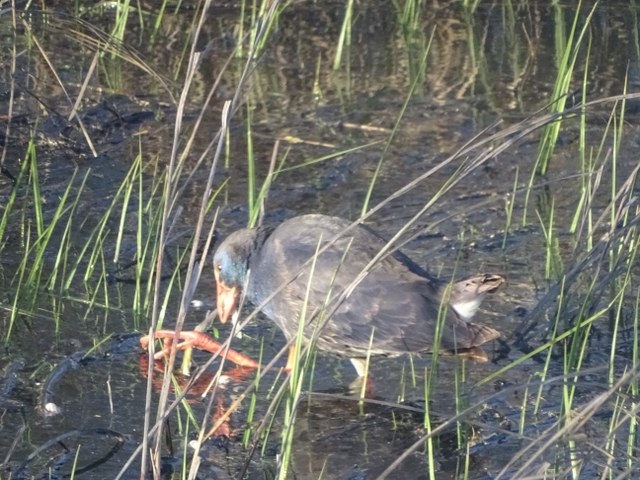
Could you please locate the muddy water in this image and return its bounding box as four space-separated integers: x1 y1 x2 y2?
1 1 639 479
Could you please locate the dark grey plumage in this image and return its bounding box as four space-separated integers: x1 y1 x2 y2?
213 214 503 365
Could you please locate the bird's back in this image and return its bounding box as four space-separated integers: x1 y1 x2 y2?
248 215 496 358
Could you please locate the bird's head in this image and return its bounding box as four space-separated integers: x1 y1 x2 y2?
213 228 261 323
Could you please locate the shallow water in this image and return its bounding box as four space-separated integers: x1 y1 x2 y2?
1 1 639 479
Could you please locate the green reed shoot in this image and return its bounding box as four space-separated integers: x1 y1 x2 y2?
0 148 29 250
568 148 594 238
535 200 563 281
246 102 257 224
534 277 565 415
359 329 375 403
395 0 428 89
69 444 81 480
77 156 143 284
6 222 30 341
397 363 407 403
570 35 592 238
395 0 424 34
46 170 90 291
408 353 417 388
138 179 167 315
235 0 247 59
110 0 132 50
628 290 639 470
454 364 463 448
277 141 380 174
607 259 636 387
502 166 518 250
27 139 43 237
249 0 282 59
84 234 109 321
278 368 304 480
423 368 436 480
113 151 141 264
133 155 145 315
518 381 529 436
461 0 480 12
151 0 172 40
242 341 264 449
333 0 354 70
603 393 625 476
181 420 190 480
23 158 79 294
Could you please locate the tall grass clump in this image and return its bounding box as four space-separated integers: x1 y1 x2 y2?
524 2 599 228
2 138 89 331
534 2 596 176
116 2 297 478
476 86 639 476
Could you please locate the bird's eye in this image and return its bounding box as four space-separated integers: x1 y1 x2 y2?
216 264 222 271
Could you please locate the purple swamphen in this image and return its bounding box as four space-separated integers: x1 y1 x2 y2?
213 214 504 375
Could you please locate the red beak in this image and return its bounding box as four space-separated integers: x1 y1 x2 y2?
216 279 239 324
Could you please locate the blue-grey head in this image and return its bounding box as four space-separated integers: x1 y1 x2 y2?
213 227 261 323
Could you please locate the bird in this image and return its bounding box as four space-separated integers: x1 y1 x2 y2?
213 214 504 376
